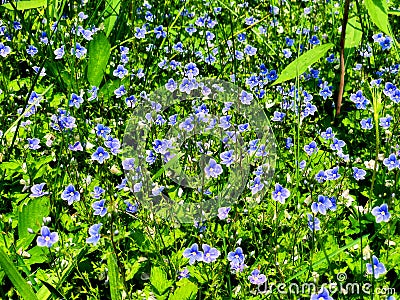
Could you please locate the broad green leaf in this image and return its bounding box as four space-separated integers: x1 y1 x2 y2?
108 252 121 300
150 266 172 295
104 0 121 37
0 248 38 300
365 0 391 36
170 279 198 300
272 43 334 85
17 197 50 250
1 0 47 10
345 18 363 49
87 33 111 87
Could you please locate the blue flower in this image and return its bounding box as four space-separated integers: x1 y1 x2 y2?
311 195 333 215
134 26 146 39
92 200 107 217
30 183 48 198
202 244 220 263
154 25 166 38
185 62 199 79
379 36 392 50
218 207 231 220
27 138 41 150
304 141 318 156
389 89 400 103
240 90 253 105
0 43 11 57
330 138 346 151
114 85 126 98
219 115 232 130
353 167 367 180
310 287 333 300
70 43 87 58
124 200 138 213
91 146 110 164
250 176 264 195
379 116 392 129
285 137 294 149
69 141 83 151
220 150 234 166
26 45 38 56
165 78 177 92
320 127 335 140
86 223 102 245
383 154 399 170
95 124 111 138
61 184 80 205
366 255 386 278
227 247 245 266
272 111 286 121
244 44 257 56
272 183 290 204
325 166 341 180
371 203 391 223
383 82 397 96
248 269 266 285
69 93 84 108
179 117 194 132
319 85 332 100
91 186 105 199
178 268 190 280
205 159 223 178
104 137 121 155
113 64 128 79
183 243 203 265
360 118 373 130
307 214 321 231
122 158 135 170
37 226 59 248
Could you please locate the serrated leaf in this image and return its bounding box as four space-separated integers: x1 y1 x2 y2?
0 248 38 300
365 0 391 36
2 0 47 10
150 266 172 295
170 279 198 300
87 33 111 87
345 18 363 49
272 43 334 85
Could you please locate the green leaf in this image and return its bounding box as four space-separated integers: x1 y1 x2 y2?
345 18 363 49
0 248 38 300
17 197 50 250
170 279 198 300
365 0 391 36
103 0 121 37
388 10 400 15
107 252 121 300
1 0 47 10
272 43 334 85
150 266 172 295
87 33 111 87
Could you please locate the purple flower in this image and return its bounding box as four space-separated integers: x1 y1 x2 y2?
310 287 333 300
86 223 102 245
248 269 266 285
92 200 107 217
218 207 231 220
227 247 245 266
311 195 333 215
371 204 391 223
202 244 220 263
320 127 335 140
352 167 366 180
383 154 399 170
91 186 105 199
124 200 138 213
37 226 58 248
272 183 290 204
69 141 83 151
307 214 321 231
304 141 318 156
27 138 41 150
183 243 203 265
122 158 135 170
91 147 110 164
366 255 386 278
250 176 264 195
61 184 80 205
69 93 83 108
30 183 48 197
205 159 223 178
